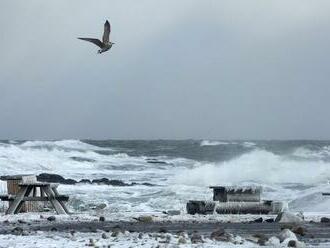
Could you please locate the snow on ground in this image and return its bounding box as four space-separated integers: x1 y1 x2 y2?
1 212 330 247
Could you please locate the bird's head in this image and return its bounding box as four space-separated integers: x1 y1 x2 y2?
110 42 115 45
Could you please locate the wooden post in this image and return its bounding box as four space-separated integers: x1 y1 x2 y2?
42 185 66 215
0 175 39 212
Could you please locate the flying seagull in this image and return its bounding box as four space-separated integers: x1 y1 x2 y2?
78 20 115 54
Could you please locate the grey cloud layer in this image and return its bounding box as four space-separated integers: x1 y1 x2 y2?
0 0 330 139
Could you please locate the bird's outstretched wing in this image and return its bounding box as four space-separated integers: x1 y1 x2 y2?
78 38 104 48
102 20 111 43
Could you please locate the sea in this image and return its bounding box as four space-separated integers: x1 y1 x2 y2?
1 139 330 215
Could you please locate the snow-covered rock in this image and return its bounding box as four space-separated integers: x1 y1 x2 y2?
275 212 304 223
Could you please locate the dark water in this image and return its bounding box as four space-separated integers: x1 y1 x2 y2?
84 139 330 162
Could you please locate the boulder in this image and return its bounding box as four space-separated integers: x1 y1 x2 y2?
190 232 203 244
101 233 109 239
91 178 129 186
320 217 330 223
265 218 274 223
11 227 23 235
254 217 263 223
254 233 269 246
134 216 153 223
265 236 280 246
292 226 305 236
210 228 233 242
78 179 92 184
70 156 96 163
275 212 304 223
178 236 187 244
47 216 56 222
278 229 297 243
146 159 168 164
109 180 129 186
37 173 77 185
287 240 306 248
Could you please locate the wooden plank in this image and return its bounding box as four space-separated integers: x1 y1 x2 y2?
42 186 66 215
19 182 51 186
15 185 33 214
0 196 69 201
6 186 29 214
52 187 70 214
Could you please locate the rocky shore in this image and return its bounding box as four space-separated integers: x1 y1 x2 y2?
1 213 330 247
36 173 156 187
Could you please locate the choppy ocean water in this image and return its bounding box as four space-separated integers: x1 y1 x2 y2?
1 139 330 214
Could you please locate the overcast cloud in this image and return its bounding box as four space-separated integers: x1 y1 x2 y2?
1 0 330 140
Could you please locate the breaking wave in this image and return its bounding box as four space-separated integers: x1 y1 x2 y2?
20 139 108 151
200 140 230 146
174 149 330 186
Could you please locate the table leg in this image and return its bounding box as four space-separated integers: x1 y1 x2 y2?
15 186 34 214
6 186 29 214
42 186 66 215
52 187 70 214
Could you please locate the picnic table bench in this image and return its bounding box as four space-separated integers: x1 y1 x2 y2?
0 180 70 215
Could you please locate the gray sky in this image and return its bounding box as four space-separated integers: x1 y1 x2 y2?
1 0 330 140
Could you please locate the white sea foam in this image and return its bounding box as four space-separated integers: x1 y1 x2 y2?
200 140 230 146
174 149 330 186
20 139 107 151
242 142 256 148
293 146 330 159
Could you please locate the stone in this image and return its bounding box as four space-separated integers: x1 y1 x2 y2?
210 228 233 242
102 233 109 239
134 216 153 223
18 219 26 224
47 216 56 222
254 233 269 246
278 229 297 243
265 236 280 246
87 238 95 246
320 217 330 223
95 203 107 210
11 227 23 235
70 156 96 163
254 217 263 223
50 227 57 232
99 216 105 222
178 236 187 244
190 232 203 244
265 218 274 223
78 179 92 184
287 240 306 247
275 212 304 223
37 173 77 185
292 226 305 236
138 233 143 239
92 178 129 186
111 230 120 237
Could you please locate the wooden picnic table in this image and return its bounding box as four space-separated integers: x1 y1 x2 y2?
1 182 69 215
